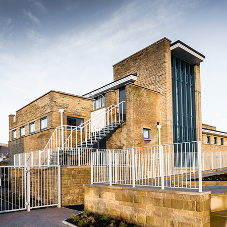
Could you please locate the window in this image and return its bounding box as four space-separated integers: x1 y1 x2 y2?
221 138 223 145
29 122 35 134
94 95 105 110
207 136 210 144
67 117 84 128
143 128 150 139
12 129 17 140
214 137 217 144
20 126 25 137
40 117 47 130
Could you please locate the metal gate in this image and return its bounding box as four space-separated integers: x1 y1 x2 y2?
0 165 61 213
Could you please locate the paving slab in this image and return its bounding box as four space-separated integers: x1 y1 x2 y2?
0 207 79 227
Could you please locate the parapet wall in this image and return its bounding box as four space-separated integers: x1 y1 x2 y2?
84 184 211 227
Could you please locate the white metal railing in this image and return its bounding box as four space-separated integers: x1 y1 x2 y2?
41 101 125 163
202 151 227 171
91 141 202 192
14 152 33 166
14 148 95 166
0 165 61 213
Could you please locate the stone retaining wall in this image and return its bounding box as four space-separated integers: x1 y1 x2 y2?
84 184 211 227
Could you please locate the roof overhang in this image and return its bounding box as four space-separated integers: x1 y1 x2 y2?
171 40 205 65
202 128 227 138
83 74 137 98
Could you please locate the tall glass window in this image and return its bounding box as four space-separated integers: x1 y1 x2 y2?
172 56 197 167
171 56 196 143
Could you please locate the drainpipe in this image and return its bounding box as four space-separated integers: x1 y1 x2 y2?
59 109 64 149
157 122 162 145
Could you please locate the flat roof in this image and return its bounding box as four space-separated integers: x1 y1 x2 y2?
171 40 205 65
83 74 137 98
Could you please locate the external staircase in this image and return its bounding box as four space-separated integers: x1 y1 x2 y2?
39 101 126 165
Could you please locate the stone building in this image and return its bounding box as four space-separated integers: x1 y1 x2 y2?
8 37 227 160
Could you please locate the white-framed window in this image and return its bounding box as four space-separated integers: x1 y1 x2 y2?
143 128 150 139
20 126 25 137
40 117 47 130
29 121 35 134
94 95 105 110
12 129 17 140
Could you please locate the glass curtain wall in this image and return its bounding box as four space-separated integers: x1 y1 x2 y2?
171 56 197 166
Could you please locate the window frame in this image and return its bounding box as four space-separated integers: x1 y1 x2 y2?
207 136 210 144
40 117 47 131
214 137 217 145
143 128 150 140
12 129 17 140
67 116 84 130
29 121 35 134
20 126 25 137
221 138 223 145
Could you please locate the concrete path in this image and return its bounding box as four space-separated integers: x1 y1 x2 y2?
0 207 79 227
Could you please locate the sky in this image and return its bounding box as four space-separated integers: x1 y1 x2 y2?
0 0 227 143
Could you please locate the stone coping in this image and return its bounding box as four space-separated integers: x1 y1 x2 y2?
85 184 211 196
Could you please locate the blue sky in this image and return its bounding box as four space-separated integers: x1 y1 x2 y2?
0 0 227 143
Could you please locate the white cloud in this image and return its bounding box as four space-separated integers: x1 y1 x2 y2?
22 10 40 25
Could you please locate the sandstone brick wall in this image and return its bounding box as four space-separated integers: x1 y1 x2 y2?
113 38 172 145
61 166 91 206
85 184 211 227
106 83 161 149
8 91 93 163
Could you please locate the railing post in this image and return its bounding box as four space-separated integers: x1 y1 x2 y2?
212 151 213 170
58 165 61 208
159 145 164 190
78 148 80 166
14 155 15 166
25 153 27 166
202 152 204 171
26 166 30 212
57 147 60 166
91 152 93 184
109 150 112 186
198 141 202 192
39 150 41 166
220 151 222 169
31 152 33 166
132 148 135 187
48 149 50 166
